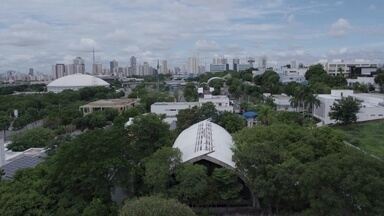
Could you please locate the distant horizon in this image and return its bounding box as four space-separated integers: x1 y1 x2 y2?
1 0 384 73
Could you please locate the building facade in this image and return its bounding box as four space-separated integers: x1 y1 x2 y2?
313 90 384 125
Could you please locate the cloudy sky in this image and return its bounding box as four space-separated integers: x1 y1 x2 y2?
0 0 383 73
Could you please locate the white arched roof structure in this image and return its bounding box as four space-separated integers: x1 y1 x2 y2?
173 120 235 169
47 74 110 93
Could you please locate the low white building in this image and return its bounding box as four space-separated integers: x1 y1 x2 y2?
313 90 384 125
263 93 295 112
151 95 233 125
151 102 200 124
199 95 233 112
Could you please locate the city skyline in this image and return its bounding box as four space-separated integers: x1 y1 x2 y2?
1 0 384 73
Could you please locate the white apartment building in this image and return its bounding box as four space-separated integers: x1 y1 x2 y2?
313 90 384 125
198 95 233 112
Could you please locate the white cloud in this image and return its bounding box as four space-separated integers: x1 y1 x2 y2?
195 40 219 52
329 18 352 37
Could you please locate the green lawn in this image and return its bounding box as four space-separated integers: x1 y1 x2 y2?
334 121 384 159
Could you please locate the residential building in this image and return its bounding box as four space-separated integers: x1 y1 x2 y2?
80 98 138 115
52 64 66 79
130 56 137 75
161 60 168 74
322 60 379 77
92 63 103 75
313 90 384 125
237 64 252 72
187 57 199 74
199 94 233 112
110 60 118 75
233 58 240 72
210 64 227 72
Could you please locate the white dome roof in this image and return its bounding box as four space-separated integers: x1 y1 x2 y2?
48 74 110 88
173 120 235 168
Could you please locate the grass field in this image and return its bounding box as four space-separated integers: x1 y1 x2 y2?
334 120 384 159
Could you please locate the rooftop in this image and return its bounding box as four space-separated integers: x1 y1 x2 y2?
80 98 138 107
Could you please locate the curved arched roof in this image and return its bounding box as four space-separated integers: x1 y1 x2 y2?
48 74 110 87
173 120 235 168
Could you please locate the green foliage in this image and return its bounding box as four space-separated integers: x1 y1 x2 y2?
120 196 196 216
9 127 55 151
184 82 198 102
0 86 121 130
0 84 46 95
0 113 11 130
127 114 172 160
301 149 384 215
215 112 246 133
74 109 118 130
233 124 346 213
0 167 52 215
211 168 243 201
144 147 181 194
173 164 209 204
129 85 174 111
329 96 361 124
176 102 218 134
305 64 347 92
255 70 281 94
335 121 384 159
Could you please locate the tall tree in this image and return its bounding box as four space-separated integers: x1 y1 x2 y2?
173 164 209 205
183 82 198 102
329 96 361 124
144 147 181 195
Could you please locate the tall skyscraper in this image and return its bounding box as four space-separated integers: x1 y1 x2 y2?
110 60 118 75
28 68 34 76
160 60 168 74
259 56 267 69
72 57 85 74
52 64 66 79
187 57 199 74
143 62 150 76
233 58 240 72
130 56 137 75
92 64 103 75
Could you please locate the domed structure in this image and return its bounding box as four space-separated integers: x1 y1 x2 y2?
47 74 110 93
173 120 235 169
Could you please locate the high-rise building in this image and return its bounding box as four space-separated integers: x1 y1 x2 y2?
143 62 150 76
28 68 34 76
72 57 85 74
52 64 66 79
259 56 267 69
233 58 240 71
130 56 137 75
187 57 199 74
161 60 168 74
92 64 103 75
110 60 118 75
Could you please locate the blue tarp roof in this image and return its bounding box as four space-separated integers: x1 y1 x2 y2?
243 111 257 119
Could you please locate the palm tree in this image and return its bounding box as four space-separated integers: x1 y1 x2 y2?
258 105 273 126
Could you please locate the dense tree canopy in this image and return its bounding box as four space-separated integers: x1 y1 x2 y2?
9 127 55 151
120 196 196 216
233 124 384 214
